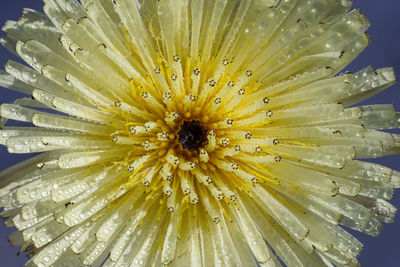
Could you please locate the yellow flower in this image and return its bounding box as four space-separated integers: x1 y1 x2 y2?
0 0 399 266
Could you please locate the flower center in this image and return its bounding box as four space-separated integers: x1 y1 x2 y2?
178 120 207 152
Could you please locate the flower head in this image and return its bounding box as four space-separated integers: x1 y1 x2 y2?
0 0 399 266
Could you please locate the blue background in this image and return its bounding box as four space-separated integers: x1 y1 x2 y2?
0 1 399 266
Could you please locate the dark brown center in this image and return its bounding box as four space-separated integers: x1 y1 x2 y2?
178 120 207 152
